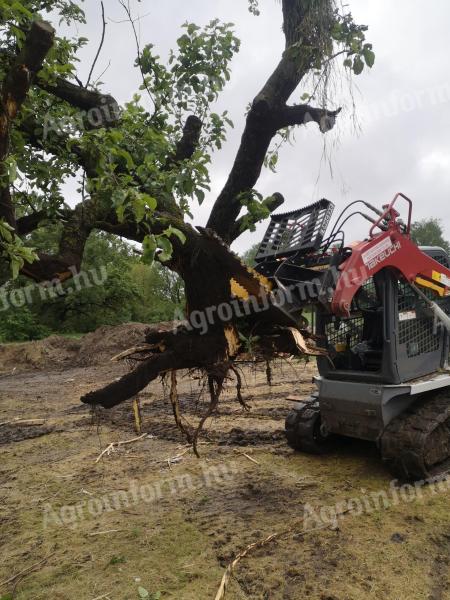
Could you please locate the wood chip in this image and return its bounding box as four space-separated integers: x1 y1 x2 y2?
285 396 303 402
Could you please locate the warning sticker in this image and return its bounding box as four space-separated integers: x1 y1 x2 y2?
442 274 450 288
432 271 450 288
399 310 417 322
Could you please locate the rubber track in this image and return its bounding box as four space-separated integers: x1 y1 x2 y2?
285 397 331 455
380 390 450 481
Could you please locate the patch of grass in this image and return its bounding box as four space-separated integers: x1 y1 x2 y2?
109 555 126 566
59 332 84 340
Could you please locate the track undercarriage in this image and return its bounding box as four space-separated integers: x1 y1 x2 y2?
285 390 450 481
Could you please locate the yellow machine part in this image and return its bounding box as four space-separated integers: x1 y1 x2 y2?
230 270 272 300
415 276 445 297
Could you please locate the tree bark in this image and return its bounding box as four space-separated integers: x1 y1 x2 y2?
206 0 337 243
0 20 55 228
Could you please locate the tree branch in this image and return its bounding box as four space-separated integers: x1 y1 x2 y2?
0 20 55 228
165 115 202 168
230 192 285 242
16 210 48 235
206 0 339 243
276 104 342 132
86 1 106 89
37 77 120 128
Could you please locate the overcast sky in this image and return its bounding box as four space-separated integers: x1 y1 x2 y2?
59 0 450 253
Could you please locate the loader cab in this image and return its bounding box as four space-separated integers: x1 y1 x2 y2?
316 247 450 385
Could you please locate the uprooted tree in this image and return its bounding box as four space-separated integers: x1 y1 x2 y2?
0 0 374 448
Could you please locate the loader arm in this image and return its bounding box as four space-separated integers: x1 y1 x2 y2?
331 193 450 316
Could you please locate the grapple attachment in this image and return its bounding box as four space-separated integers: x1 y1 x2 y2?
255 198 335 262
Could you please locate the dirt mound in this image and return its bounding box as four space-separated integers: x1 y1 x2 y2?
0 335 80 374
0 322 156 373
76 322 150 366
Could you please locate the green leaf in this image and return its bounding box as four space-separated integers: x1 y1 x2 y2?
363 47 375 68
163 226 186 245
112 189 127 207
142 235 157 266
353 56 365 75
114 148 135 171
11 256 22 279
157 236 173 262
195 189 205 205
132 197 146 222
6 157 17 183
0 220 14 243
116 204 126 223
138 587 150 599
141 194 157 211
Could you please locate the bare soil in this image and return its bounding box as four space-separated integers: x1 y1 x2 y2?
0 329 450 600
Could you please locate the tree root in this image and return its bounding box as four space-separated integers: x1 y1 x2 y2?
191 374 224 457
80 324 326 453
169 370 193 444
230 365 250 411
265 360 273 386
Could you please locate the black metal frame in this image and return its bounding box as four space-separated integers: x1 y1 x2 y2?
255 199 335 262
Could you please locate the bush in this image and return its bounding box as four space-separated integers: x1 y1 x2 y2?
0 306 51 343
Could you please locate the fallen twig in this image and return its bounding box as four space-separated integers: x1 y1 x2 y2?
0 418 46 427
215 516 347 600
214 530 293 600
167 447 191 469
0 552 55 588
233 449 260 465
88 529 122 537
241 452 260 465
95 433 147 463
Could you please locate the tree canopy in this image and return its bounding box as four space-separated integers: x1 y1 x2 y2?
0 0 374 286
410 218 450 254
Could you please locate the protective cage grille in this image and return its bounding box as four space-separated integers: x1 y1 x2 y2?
255 198 334 261
324 278 379 349
325 315 365 349
397 281 441 358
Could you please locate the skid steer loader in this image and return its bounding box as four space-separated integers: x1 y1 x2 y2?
253 193 450 481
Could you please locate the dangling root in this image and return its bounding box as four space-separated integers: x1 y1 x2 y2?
169 370 193 443
265 360 273 386
192 374 224 457
230 365 250 411
81 324 327 454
